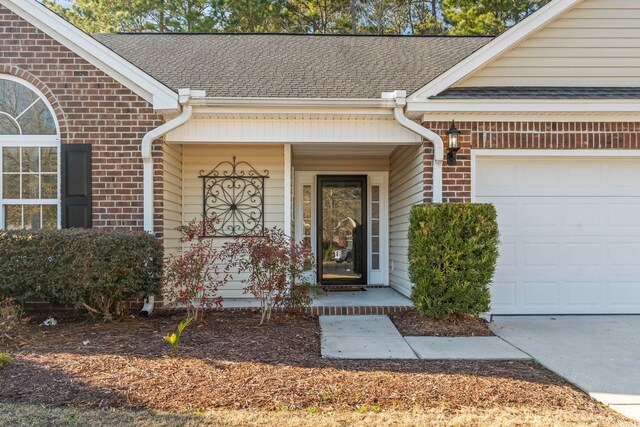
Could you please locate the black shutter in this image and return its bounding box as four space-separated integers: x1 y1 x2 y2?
61 144 92 228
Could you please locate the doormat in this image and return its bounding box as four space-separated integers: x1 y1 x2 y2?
321 286 367 292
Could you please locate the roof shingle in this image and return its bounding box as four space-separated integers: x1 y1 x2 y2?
93 33 491 99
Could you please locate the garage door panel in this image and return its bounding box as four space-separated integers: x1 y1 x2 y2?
564 242 604 267
567 282 604 307
497 242 517 268
476 162 517 195
522 242 559 267
608 203 640 228
566 203 603 229
608 243 640 266
490 282 517 307
522 281 559 307
522 164 560 189
608 162 640 193
608 282 640 307
564 163 604 188
477 155 640 314
522 203 560 229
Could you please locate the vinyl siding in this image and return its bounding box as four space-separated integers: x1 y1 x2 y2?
294 155 390 171
166 117 421 144
388 145 424 297
163 142 183 255
182 144 285 298
458 0 640 87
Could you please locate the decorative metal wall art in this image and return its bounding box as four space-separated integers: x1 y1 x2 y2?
199 157 269 237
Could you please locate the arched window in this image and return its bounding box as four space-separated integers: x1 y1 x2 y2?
0 75 59 230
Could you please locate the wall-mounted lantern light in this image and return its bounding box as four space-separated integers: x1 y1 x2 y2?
446 120 460 166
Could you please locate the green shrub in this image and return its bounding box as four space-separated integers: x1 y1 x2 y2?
0 352 11 368
408 203 499 317
0 229 163 320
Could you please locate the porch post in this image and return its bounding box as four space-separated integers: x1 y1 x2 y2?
283 144 292 237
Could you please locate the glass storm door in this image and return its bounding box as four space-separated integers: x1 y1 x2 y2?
317 175 367 285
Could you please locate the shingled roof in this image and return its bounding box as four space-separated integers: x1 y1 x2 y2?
93 33 492 99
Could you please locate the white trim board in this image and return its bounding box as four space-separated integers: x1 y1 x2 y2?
1 0 179 111
408 0 584 101
421 113 640 123
408 99 640 115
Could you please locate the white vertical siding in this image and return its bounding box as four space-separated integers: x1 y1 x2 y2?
388 145 424 297
182 144 285 298
166 117 421 144
458 0 640 87
163 142 183 255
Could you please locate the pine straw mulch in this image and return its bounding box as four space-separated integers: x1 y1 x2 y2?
389 310 493 337
0 311 626 423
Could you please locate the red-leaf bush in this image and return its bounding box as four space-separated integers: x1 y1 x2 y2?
225 227 316 324
164 218 233 321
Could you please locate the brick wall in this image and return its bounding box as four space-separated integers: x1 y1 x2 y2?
422 120 640 203
0 6 165 236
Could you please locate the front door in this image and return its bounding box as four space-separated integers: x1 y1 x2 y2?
317 175 367 285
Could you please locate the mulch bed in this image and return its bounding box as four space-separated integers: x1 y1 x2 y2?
389 310 493 337
0 311 617 417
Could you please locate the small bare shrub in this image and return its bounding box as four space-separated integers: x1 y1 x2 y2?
164 218 233 321
226 227 316 324
0 298 27 342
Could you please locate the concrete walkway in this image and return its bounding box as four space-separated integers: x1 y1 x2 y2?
491 316 640 422
405 336 530 360
320 315 416 359
320 315 529 361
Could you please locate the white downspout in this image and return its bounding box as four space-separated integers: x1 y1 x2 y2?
383 90 444 203
140 88 205 316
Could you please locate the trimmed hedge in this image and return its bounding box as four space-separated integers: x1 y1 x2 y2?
408 203 499 317
0 229 162 320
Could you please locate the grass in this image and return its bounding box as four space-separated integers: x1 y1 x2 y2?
0 352 11 368
0 402 636 427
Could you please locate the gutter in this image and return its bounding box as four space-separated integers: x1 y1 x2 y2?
189 96 397 108
384 90 444 203
140 88 205 316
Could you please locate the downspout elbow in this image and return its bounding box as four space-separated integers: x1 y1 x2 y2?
385 91 443 203
141 103 194 234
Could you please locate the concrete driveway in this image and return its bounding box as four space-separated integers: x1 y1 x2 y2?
491 316 640 421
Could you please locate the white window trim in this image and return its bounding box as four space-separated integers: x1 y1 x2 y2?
0 74 61 230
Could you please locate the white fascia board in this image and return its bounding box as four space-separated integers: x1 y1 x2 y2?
2 0 179 111
408 99 640 114
421 112 640 122
407 0 583 101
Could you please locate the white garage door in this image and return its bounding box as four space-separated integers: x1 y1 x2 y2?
475 155 640 314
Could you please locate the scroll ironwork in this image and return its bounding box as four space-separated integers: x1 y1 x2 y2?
199 157 269 237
